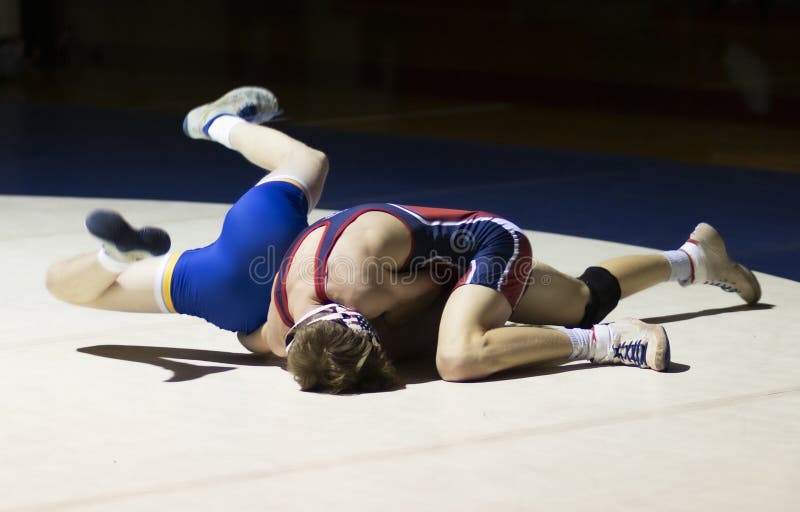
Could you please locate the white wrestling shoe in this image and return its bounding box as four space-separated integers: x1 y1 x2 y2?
680 222 761 305
591 319 671 372
182 86 281 140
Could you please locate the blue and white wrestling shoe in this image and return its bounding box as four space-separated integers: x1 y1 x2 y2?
590 319 671 372
182 86 281 140
86 210 171 262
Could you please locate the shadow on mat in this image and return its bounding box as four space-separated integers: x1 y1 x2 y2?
78 342 693 388
485 359 691 382
488 362 603 382
77 345 285 383
640 303 774 324
395 357 692 386
395 359 440 385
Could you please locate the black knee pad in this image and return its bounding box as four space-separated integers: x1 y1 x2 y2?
576 267 621 328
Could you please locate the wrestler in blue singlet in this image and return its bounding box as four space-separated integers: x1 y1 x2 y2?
156 179 309 333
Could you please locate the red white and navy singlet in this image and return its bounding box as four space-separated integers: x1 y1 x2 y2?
272 203 533 327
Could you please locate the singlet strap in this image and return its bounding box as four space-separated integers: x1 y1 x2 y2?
274 204 421 327
272 221 331 327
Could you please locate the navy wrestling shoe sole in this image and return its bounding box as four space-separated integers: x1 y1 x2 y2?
85 210 171 256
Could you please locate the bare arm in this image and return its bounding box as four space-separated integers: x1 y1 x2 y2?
378 272 444 327
370 286 448 362
237 328 272 355
237 300 287 356
238 296 328 357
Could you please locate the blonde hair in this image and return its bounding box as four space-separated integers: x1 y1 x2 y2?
287 320 398 394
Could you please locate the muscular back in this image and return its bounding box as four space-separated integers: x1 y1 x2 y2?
252 202 531 360
260 211 444 356
325 212 414 316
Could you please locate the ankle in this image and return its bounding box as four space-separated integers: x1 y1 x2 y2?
206 114 246 149
590 324 612 363
97 247 131 273
679 241 706 283
561 327 592 361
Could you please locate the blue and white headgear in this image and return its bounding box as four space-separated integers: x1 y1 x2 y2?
285 303 381 371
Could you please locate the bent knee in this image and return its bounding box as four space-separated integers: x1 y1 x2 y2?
436 331 491 382
296 147 328 173
313 149 329 171
45 262 101 305
45 263 75 303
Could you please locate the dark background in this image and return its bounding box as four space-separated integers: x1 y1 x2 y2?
2 0 799 278
4 0 800 167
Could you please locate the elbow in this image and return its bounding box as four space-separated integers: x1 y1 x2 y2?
237 331 273 355
249 347 272 356
435 333 490 382
436 356 484 382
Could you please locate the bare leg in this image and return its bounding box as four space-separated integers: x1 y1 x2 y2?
511 255 671 327
436 285 572 381
511 262 589 326
47 89 328 316
46 253 164 313
596 255 670 298
185 87 329 208
229 123 328 209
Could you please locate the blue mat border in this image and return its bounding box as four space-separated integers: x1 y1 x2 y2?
2 101 797 282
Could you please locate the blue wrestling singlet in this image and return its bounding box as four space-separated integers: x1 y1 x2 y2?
157 178 310 333
272 203 533 327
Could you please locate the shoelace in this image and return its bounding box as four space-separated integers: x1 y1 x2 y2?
703 279 739 293
613 339 647 366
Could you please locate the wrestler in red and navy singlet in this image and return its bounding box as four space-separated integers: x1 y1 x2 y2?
273 203 533 328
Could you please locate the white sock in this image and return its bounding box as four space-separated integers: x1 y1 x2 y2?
662 250 692 284
561 327 593 361
591 324 612 363
206 114 246 149
97 247 131 273
679 241 706 284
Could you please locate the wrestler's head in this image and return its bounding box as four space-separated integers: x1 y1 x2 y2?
285 303 397 394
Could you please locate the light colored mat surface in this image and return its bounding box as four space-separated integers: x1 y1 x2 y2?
2 195 797 511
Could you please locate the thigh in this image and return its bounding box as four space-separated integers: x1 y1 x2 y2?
509 262 588 326
170 181 311 332
220 180 309 256
456 222 532 308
